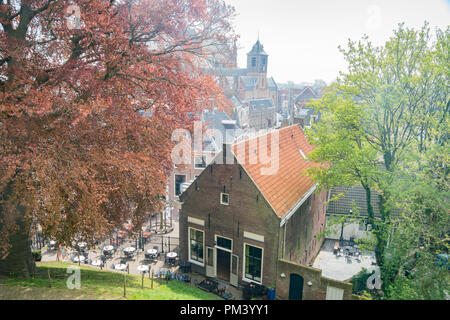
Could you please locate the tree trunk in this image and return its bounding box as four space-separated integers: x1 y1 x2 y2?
0 213 36 278
363 184 384 266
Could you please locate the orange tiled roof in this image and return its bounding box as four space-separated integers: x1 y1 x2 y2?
232 125 321 218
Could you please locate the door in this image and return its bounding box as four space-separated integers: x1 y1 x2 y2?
216 249 231 282
230 254 239 287
326 286 344 300
206 247 216 278
288 273 304 300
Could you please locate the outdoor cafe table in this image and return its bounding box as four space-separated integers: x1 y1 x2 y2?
137 265 149 273
73 255 85 263
115 264 127 271
78 242 87 249
166 252 177 259
124 247 136 254
103 245 114 252
92 260 102 267
146 249 157 255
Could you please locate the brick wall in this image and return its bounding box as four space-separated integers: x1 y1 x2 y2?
282 189 327 266
276 259 353 300
180 160 281 288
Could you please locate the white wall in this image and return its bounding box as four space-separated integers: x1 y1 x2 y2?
325 215 373 241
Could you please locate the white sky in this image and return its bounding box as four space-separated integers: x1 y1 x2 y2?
224 0 450 84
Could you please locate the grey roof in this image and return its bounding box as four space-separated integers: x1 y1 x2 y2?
230 95 242 107
295 86 317 102
214 67 248 77
202 110 239 144
326 186 401 217
247 40 268 56
246 98 274 110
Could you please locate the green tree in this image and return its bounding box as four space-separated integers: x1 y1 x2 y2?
306 22 448 292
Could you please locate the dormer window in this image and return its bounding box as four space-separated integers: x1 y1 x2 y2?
220 192 229 205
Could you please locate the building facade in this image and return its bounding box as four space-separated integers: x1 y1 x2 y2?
179 125 327 290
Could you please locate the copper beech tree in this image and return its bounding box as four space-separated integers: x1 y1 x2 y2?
0 0 235 276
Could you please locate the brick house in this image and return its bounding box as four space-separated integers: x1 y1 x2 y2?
179 125 327 291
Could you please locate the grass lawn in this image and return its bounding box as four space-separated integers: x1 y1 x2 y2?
0 261 220 300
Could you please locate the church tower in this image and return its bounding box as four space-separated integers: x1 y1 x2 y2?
247 39 268 75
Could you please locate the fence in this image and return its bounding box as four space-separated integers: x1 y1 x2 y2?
108 234 180 254
31 233 180 256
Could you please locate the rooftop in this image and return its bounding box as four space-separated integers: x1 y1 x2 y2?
232 125 322 218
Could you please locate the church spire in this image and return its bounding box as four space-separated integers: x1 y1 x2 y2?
247 38 268 74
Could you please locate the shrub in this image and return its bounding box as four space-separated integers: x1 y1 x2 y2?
32 250 42 262
350 268 374 294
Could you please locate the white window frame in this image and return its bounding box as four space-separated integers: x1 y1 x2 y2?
220 192 229 206
194 155 207 169
174 174 186 197
188 227 205 267
215 235 233 253
242 242 264 285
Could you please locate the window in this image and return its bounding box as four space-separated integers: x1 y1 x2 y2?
194 155 207 168
251 57 256 67
189 228 204 265
216 236 232 251
244 244 263 283
175 174 186 196
220 192 229 205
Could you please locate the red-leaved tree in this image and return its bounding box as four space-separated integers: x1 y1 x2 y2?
0 0 235 276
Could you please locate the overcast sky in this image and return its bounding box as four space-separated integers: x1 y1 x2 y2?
224 0 450 84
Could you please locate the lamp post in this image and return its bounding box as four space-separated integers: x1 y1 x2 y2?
340 209 352 244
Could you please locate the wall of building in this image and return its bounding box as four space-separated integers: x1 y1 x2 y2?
276 259 353 300
282 189 327 266
325 215 374 241
179 158 281 288
168 164 206 217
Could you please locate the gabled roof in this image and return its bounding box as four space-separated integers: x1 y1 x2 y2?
246 98 274 110
295 86 317 103
232 125 321 218
203 110 239 144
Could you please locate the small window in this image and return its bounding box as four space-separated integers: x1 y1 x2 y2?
194 155 207 168
216 236 232 250
251 57 256 67
220 192 229 205
175 174 186 196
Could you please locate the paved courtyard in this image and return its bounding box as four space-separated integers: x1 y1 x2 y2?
313 239 378 281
